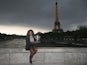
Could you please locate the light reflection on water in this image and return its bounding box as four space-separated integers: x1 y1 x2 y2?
0 39 26 48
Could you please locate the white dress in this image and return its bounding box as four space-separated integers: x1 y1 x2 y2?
30 36 35 43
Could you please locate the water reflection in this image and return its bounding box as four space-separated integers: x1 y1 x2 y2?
0 39 25 48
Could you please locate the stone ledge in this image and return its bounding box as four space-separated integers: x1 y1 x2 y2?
0 47 87 53
0 48 87 65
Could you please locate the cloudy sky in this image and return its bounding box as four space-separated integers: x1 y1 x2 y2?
0 0 87 35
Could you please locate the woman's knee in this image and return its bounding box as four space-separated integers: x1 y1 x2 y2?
34 49 38 54
30 48 37 54
30 49 34 54
34 48 37 52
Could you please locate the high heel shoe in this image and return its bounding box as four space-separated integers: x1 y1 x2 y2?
30 60 32 64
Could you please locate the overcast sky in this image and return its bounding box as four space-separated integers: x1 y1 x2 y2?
0 0 87 35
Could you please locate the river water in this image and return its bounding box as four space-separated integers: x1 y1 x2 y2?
0 39 26 48
0 38 87 48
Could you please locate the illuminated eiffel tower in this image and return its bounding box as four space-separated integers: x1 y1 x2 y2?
52 1 63 32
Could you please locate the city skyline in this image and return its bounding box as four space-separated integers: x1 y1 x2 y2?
0 0 87 35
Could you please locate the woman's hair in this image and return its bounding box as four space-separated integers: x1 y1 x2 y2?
26 29 34 37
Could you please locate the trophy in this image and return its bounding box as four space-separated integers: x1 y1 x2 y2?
34 34 40 43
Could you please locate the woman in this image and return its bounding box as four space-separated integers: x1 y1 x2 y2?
25 29 38 65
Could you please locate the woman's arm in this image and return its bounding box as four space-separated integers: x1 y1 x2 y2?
26 36 30 44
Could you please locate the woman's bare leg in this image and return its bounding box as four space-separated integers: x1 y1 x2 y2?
33 48 38 55
29 48 38 64
30 49 34 64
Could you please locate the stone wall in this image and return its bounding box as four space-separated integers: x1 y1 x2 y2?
0 48 87 65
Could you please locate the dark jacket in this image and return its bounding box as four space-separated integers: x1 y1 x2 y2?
25 35 36 50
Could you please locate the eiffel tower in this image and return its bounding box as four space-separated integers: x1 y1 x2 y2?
53 1 63 33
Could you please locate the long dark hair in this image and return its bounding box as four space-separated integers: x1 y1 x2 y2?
26 29 34 37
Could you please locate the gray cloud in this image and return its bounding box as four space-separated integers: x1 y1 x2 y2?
0 0 87 32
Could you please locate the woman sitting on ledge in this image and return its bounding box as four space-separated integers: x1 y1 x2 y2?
25 29 38 65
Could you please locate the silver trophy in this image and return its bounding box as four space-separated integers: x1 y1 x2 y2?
34 34 40 43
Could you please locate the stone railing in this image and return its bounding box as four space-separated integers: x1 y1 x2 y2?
0 48 87 65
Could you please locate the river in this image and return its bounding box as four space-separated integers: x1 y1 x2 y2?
0 39 26 48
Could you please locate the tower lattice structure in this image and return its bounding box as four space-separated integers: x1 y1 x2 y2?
53 1 63 32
